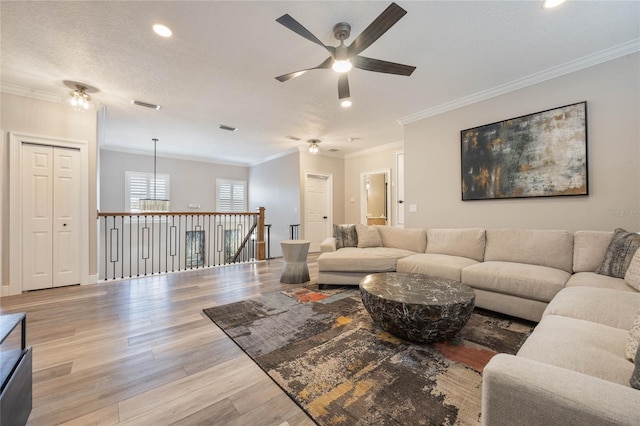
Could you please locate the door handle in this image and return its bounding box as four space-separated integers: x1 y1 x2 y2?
323 216 328 219
63 223 67 227
398 200 404 204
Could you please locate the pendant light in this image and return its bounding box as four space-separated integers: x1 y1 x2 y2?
139 138 170 212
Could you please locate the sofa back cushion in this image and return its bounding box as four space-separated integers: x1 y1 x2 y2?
377 226 427 253
484 229 574 273
573 230 614 272
426 228 486 262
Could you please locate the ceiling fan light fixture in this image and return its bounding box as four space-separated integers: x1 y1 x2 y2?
332 60 352 73
341 98 352 108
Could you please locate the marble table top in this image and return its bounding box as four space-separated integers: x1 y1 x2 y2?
359 272 475 306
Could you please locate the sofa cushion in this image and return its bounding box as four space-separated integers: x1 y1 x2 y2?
596 228 640 278
543 286 640 330
462 261 570 303
517 315 634 387
624 249 640 291
632 347 640 389
573 230 613 272
318 247 415 272
425 228 485 262
333 224 357 249
484 229 574 273
396 253 478 281
626 310 640 362
355 224 383 248
565 271 637 292
377 226 427 253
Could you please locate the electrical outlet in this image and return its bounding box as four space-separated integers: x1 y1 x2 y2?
409 204 418 213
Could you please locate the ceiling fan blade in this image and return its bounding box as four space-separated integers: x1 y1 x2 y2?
338 73 350 100
352 56 416 76
348 3 407 57
276 14 336 56
276 57 334 82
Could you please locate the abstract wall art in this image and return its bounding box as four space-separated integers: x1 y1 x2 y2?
461 102 588 200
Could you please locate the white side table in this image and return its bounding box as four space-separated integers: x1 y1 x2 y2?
280 240 310 284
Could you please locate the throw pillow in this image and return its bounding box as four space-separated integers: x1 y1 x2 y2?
595 228 640 278
631 345 640 390
626 309 640 362
624 248 640 291
333 224 358 249
355 224 383 248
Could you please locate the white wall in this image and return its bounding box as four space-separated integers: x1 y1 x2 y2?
249 151 301 258
1 92 98 291
300 150 346 231
404 53 640 232
344 143 403 225
100 149 248 212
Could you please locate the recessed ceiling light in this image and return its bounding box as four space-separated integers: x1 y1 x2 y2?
542 0 566 9
341 99 352 108
153 24 172 37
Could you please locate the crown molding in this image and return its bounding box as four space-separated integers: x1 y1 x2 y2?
398 38 640 125
100 145 249 168
1 82 63 103
344 140 404 159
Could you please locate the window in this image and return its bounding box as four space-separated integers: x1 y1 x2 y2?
125 171 170 212
216 179 247 212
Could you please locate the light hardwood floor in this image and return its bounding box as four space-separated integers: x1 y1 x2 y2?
0 255 322 426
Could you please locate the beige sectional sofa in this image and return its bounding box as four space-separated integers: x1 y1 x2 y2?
319 227 637 321
318 225 640 425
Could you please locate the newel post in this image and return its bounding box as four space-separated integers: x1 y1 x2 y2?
257 207 266 260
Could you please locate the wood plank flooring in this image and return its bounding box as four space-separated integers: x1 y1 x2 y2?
0 255 322 426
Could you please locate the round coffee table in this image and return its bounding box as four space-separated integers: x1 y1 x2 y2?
360 272 476 343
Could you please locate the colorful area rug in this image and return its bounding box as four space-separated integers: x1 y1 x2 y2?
203 287 533 425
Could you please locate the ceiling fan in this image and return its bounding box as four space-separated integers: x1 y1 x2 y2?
275 2 416 104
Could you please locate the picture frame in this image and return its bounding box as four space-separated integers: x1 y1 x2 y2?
461 101 588 200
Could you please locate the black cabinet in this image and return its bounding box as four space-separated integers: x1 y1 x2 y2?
1 313 32 426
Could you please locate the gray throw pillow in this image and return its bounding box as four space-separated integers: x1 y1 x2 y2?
333 224 357 249
596 228 640 278
631 345 640 390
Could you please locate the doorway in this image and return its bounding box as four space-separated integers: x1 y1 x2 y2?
304 172 333 252
360 169 391 226
9 133 89 295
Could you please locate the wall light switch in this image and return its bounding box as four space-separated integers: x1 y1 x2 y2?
350 197 356 203
188 203 200 209
409 204 418 213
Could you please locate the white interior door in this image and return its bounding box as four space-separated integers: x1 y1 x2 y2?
304 173 332 251
53 147 81 286
22 144 54 290
22 144 81 290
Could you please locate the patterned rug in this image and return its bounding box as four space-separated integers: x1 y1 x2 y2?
203 287 534 425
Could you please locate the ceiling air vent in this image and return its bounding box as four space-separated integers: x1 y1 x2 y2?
328 148 339 152
131 100 162 110
287 136 301 141
218 124 238 132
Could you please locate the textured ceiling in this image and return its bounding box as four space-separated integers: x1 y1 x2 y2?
2 1 639 165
